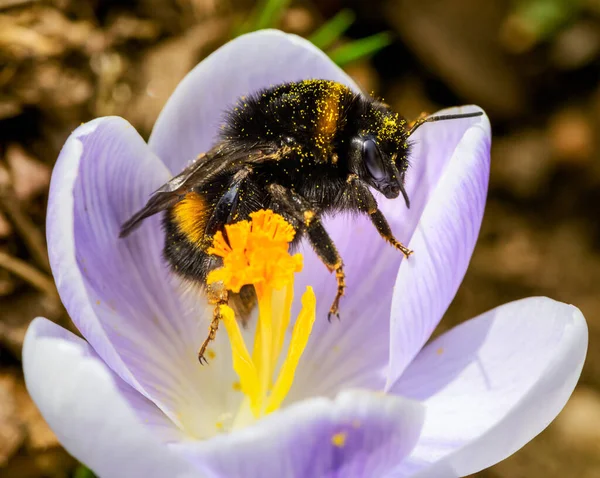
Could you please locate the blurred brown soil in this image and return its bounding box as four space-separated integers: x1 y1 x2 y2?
0 0 599 476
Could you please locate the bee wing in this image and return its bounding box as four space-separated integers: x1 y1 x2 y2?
151 152 213 194
119 143 287 238
119 150 228 237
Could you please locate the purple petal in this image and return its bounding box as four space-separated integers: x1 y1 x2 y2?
22 318 204 478
389 297 587 476
290 108 490 399
386 109 491 387
174 390 424 478
48 117 242 437
149 30 360 174
48 117 167 386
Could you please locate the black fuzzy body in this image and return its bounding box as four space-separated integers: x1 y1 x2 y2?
160 79 411 286
119 79 482 345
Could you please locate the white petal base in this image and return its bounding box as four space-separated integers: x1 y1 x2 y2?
22 318 204 478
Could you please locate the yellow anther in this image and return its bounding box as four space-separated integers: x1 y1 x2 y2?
248 209 296 244
220 305 260 415
266 287 316 413
207 210 302 292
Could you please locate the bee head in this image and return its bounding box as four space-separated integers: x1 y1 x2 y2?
341 99 411 207
350 134 411 207
346 99 484 208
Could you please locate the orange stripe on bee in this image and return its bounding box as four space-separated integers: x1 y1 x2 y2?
172 192 208 244
315 84 343 143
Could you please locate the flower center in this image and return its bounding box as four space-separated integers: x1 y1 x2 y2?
207 210 316 423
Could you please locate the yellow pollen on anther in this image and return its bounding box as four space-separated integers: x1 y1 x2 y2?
207 210 302 292
208 210 317 422
332 432 347 447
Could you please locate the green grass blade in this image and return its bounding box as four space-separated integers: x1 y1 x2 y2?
251 0 292 31
73 466 96 478
308 9 356 50
328 32 393 67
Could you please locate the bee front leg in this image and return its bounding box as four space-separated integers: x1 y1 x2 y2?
347 175 413 258
267 184 346 320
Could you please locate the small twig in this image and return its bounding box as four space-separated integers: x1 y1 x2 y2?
0 250 57 298
0 185 51 274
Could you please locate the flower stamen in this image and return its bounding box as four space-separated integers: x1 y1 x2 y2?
207 210 316 423
219 305 260 415
266 288 316 413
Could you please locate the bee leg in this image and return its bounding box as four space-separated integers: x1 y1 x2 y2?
369 210 413 257
348 175 413 258
204 166 252 236
305 218 346 321
198 283 229 365
197 170 253 365
267 184 345 320
329 264 346 321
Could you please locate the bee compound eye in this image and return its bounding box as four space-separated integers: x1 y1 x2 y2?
363 139 386 181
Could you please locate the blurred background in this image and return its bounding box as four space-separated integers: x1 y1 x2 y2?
0 0 599 476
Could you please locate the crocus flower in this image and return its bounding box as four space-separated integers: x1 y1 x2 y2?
23 30 587 478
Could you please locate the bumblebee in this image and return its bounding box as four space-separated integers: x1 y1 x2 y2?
120 79 481 362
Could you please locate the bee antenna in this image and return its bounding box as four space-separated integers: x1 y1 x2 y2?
399 182 410 209
407 111 483 137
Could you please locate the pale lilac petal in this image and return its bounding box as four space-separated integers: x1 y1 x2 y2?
174 390 424 478
149 30 359 174
48 117 242 437
389 297 587 476
22 318 204 478
409 461 460 478
48 117 166 386
386 110 491 387
290 108 490 400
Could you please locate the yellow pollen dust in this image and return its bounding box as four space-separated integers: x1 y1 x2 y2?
377 114 401 142
332 432 347 447
207 210 317 420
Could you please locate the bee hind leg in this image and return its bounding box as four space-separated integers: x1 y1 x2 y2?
198 283 229 365
267 184 345 321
